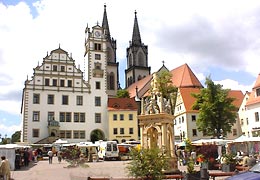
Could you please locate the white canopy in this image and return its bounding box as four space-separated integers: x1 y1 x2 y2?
53 139 68 144
191 139 232 146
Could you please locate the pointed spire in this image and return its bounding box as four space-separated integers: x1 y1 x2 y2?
102 4 110 38
132 10 142 46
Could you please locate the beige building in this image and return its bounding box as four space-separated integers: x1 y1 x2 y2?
108 98 138 143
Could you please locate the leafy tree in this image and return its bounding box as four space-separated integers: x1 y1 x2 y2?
192 77 237 138
127 147 169 180
116 89 130 98
156 71 178 114
11 131 21 143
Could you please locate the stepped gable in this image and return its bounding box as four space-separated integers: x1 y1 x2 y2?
247 74 260 106
127 63 202 98
108 98 138 111
170 63 203 88
179 87 201 113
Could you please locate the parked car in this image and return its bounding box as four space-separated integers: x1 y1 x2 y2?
226 163 260 180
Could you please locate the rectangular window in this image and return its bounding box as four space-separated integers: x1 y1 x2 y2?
74 113 79 122
80 113 85 123
48 112 54 121
33 94 40 104
32 129 39 138
45 78 50 86
94 43 101 50
33 111 40 122
52 79 57 86
96 82 101 89
48 94 54 104
233 129 237 136
255 112 259 122
60 79 65 87
113 114 117 121
182 116 184 123
95 96 101 106
53 65 57 71
62 95 69 105
60 112 65 122
66 131 71 138
95 113 101 123
76 96 83 106
192 129 197 136
60 66 65 72
60 130 65 138
68 80 72 87
73 131 79 139
191 115 196 121
257 88 260 97
120 114 124 121
80 131 85 139
241 119 244 126
66 112 71 122
113 128 118 135
129 128 134 134
95 54 101 60
120 128 124 135
129 114 133 120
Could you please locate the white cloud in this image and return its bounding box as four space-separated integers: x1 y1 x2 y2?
215 79 253 93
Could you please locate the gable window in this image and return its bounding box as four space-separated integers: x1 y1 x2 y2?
52 79 57 86
76 96 83 106
96 82 101 89
62 95 69 105
60 66 65 72
33 94 40 104
257 88 260 97
60 79 65 87
255 112 259 122
95 113 101 123
95 97 101 106
94 43 101 51
48 94 54 104
53 65 57 71
191 115 196 121
95 54 101 60
33 111 40 122
68 80 72 87
45 79 50 86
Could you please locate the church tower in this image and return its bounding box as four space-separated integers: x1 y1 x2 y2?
125 11 151 88
85 5 119 97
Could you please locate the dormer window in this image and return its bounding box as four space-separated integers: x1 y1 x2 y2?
256 88 260 97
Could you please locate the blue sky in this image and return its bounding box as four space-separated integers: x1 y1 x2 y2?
0 0 259 138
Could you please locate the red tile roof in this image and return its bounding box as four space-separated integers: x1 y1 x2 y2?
179 88 201 112
108 98 138 111
246 74 260 106
127 63 203 98
228 90 244 109
253 74 260 89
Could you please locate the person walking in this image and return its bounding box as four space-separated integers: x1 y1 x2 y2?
47 150 54 164
57 150 62 163
0 156 11 180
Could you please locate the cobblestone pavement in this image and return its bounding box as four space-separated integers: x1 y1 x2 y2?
11 157 232 180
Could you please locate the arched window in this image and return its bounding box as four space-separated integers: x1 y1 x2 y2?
138 52 145 66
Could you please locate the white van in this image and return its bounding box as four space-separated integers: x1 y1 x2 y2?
95 140 120 161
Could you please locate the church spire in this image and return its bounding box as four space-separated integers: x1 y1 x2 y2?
132 10 142 46
102 4 110 39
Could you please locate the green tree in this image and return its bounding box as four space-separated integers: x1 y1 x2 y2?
156 71 178 114
192 77 237 138
116 89 130 98
11 131 21 143
127 147 169 180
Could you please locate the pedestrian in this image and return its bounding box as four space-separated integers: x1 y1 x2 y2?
24 148 29 167
57 151 62 163
0 156 11 180
47 150 54 164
